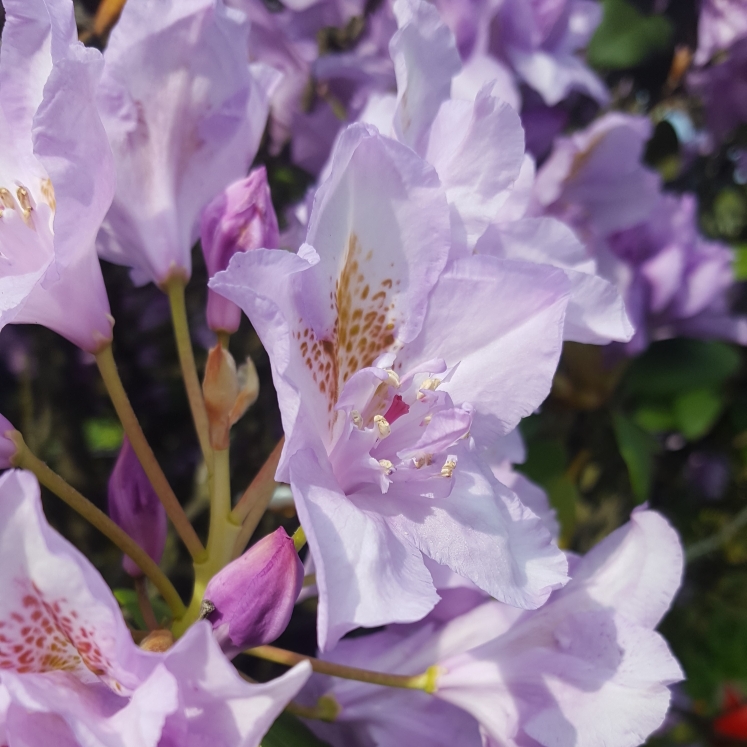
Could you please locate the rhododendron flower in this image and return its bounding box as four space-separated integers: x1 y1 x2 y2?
607 193 747 354
694 0 747 64
0 469 310 746
212 122 572 649
0 0 115 352
299 510 683 747
359 0 632 345
96 0 276 286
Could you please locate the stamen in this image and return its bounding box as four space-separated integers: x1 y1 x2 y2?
351 410 363 428
440 458 457 478
0 188 16 210
413 454 433 469
417 377 441 400
385 369 400 388
422 414 432 425
41 178 56 212
378 459 394 475
16 186 33 224
373 414 391 438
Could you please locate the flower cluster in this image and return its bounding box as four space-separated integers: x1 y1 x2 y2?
0 0 742 744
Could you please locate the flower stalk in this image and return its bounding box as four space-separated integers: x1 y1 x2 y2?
246 645 440 693
8 431 186 620
231 437 284 558
95 343 205 561
165 275 214 472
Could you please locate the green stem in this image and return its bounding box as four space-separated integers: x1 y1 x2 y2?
135 577 159 631
292 526 306 553
9 433 186 620
173 448 241 638
230 438 284 559
164 276 214 472
246 645 440 693
285 696 340 722
95 344 205 561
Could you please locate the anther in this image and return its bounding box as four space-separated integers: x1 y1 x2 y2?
385 369 400 388
417 377 441 400
413 454 433 469
0 188 16 211
351 410 362 428
16 187 32 223
40 178 56 212
440 458 457 478
373 414 391 438
379 459 394 475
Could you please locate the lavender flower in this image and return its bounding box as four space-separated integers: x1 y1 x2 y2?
694 0 747 65
212 121 573 649
96 0 277 286
0 0 116 352
0 414 17 469
300 510 683 747
0 469 311 746
107 437 167 578
203 528 304 657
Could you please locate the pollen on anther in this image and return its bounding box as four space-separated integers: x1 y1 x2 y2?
373 414 391 438
440 458 457 478
378 459 394 475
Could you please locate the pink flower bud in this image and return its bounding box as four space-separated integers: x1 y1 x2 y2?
201 167 280 334
203 527 303 657
107 437 167 577
0 415 17 469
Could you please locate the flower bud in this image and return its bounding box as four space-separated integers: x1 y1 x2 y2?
203 345 259 450
202 527 304 657
107 437 167 578
201 167 280 334
0 414 18 468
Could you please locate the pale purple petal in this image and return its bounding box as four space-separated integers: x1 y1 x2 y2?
397 255 570 442
390 0 462 153
97 0 273 284
288 445 438 650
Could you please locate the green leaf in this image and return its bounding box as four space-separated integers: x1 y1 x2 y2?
83 418 123 454
633 403 677 434
588 0 673 70
545 475 578 544
733 243 747 281
113 588 146 630
262 713 332 747
623 339 741 398
673 388 725 440
612 413 660 502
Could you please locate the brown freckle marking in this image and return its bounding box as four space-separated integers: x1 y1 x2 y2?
360 285 369 300
381 279 393 289
371 290 386 302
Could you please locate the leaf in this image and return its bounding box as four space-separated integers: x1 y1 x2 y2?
612 412 660 503
588 0 673 70
114 588 146 630
733 243 747 281
673 388 725 440
633 403 677 434
623 339 741 398
262 713 332 747
546 475 578 546
83 417 123 454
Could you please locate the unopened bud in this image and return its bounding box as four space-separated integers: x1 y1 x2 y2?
203 345 259 450
0 414 18 468
201 167 279 334
108 437 167 578
202 527 303 657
